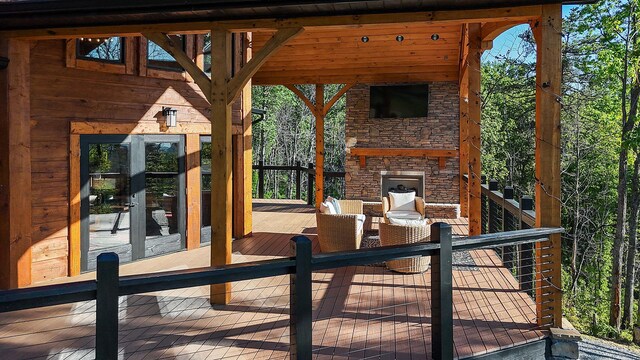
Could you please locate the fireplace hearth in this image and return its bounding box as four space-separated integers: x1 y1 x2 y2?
381 171 425 198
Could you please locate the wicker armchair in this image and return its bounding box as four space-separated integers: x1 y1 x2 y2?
316 200 364 253
382 196 426 219
379 220 430 273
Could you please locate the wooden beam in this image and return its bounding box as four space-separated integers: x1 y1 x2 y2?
322 83 355 116
227 27 304 104
531 4 562 329
0 39 32 289
481 20 527 41
315 84 325 207
70 121 243 135
2 6 543 40
467 23 482 236
349 148 458 157
210 29 233 305
142 32 212 100
285 85 321 117
186 134 202 250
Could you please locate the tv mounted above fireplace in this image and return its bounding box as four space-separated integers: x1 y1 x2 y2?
369 84 428 119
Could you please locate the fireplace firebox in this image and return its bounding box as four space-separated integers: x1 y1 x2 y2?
380 171 425 198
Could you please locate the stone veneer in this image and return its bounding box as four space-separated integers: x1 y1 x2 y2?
345 82 460 205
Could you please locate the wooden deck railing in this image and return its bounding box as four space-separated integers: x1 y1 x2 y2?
0 225 561 360
252 161 345 205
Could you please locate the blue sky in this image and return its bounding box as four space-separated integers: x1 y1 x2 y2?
482 5 580 62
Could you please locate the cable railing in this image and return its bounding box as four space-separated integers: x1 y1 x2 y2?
253 161 345 204
0 225 561 359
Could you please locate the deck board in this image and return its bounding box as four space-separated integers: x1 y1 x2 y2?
0 199 545 359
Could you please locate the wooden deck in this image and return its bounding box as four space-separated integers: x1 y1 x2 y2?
0 199 545 359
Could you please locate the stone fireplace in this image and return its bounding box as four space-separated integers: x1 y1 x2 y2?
344 83 460 218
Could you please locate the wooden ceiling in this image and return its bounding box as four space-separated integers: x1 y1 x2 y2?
252 23 462 85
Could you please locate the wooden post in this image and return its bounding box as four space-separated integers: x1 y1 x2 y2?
459 24 470 218
532 4 563 328
467 23 482 236
241 33 253 237
519 196 535 298
0 39 32 289
186 134 202 250
315 84 325 207
502 186 516 270
210 29 233 305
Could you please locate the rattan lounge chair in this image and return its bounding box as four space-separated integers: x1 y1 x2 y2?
379 220 430 273
315 199 364 252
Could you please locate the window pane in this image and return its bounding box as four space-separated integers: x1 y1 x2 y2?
77 37 124 63
148 35 184 72
203 33 211 75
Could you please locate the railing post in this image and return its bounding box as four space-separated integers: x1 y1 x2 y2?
96 253 119 360
488 179 501 234
296 161 302 200
502 186 516 271
431 222 453 360
258 160 265 199
307 163 314 206
519 196 535 298
290 236 312 360
480 176 488 234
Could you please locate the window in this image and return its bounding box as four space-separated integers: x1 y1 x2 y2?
76 37 124 63
147 35 185 72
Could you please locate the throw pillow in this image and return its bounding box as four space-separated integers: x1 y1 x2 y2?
327 196 342 214
389 191 416 212
320 201 337 214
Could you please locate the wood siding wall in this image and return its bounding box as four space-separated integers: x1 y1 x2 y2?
29 39 243 283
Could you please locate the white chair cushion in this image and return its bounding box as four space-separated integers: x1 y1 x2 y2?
388 217 428 227
386 210 423 220
389 191 417 211
320 201 337 214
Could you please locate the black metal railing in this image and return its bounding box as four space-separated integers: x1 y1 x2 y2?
0 225 561 360
253 161 345 205
480 179 538 299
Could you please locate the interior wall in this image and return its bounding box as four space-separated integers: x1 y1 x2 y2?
344 82 460 204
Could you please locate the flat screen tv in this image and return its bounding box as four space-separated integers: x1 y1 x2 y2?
369 84 428 118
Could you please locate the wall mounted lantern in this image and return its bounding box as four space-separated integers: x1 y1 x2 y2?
162 107 178 127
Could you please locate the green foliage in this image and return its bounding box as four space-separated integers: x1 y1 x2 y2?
252 84 347 200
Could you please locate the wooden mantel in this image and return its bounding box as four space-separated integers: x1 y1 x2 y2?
349 148 458 169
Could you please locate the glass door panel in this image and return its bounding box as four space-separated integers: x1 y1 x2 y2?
200 137 211 244
84 141 133 271
144 138 185 257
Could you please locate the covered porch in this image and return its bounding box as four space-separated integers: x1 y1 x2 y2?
0 199 545 359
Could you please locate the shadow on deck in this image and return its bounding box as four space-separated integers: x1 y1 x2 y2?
0 199 545 359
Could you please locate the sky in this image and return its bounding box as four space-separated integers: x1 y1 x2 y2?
482 5 580 62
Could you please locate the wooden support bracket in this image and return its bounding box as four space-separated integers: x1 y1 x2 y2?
142 32 212 98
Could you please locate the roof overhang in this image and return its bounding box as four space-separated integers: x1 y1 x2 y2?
0 0 597 38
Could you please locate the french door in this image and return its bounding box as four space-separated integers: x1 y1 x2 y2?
80 135 185 271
